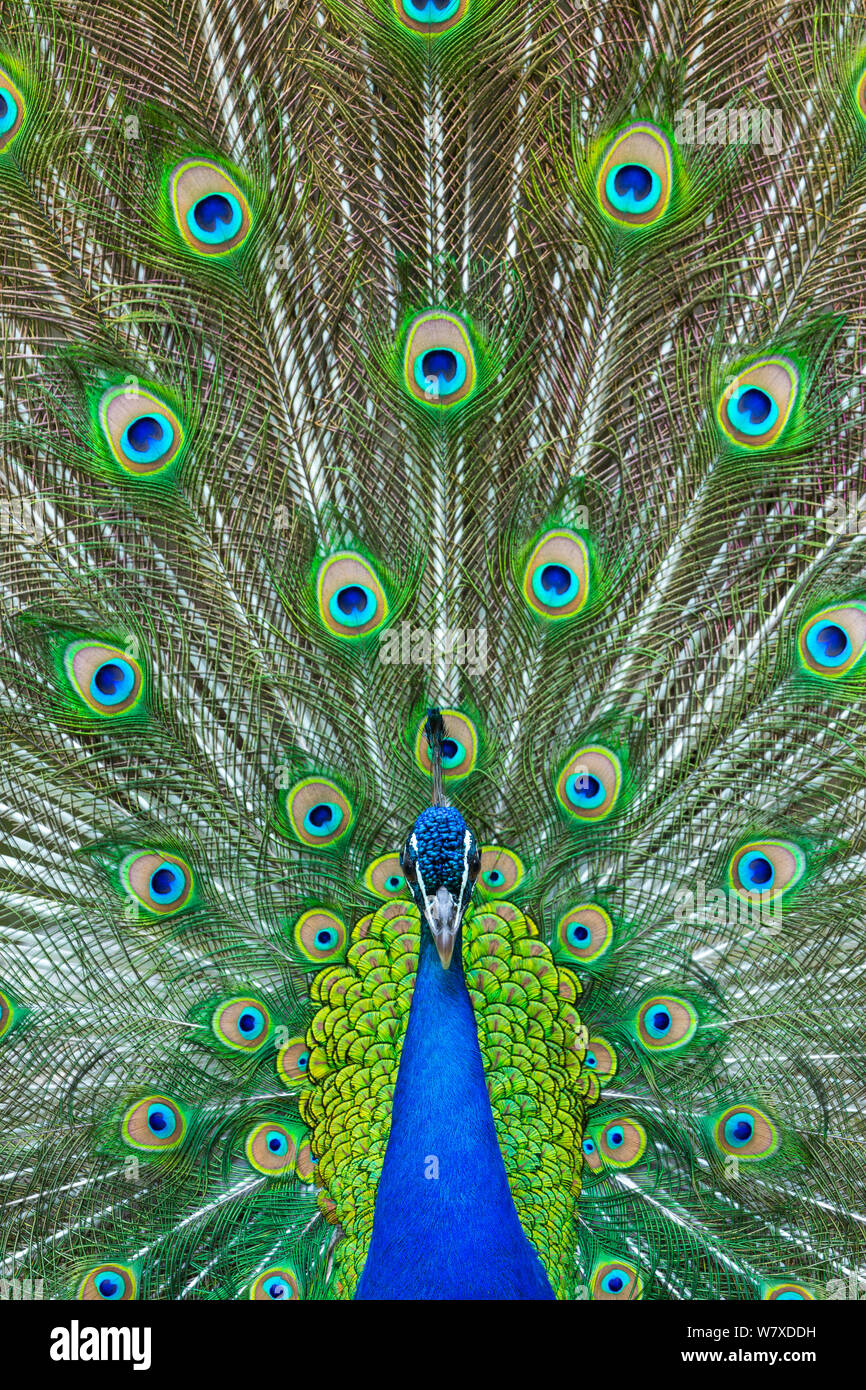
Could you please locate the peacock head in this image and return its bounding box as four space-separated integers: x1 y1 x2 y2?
400 805 480 970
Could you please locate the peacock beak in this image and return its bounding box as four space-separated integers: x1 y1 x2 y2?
425 885 459 970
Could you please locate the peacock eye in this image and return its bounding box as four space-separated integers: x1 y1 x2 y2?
0 67 25 152
245 1121 302 1175
293 909 347 963
598 1117 647 1168
414 710 478 780
711 1104 778 1161
277 1037 311 1088
403 311 476 408
251 1267 301 1300
635 995 698 1053
556 903 614 964
64 642 144 717
597 123 672 227
99 387 185 475
798 603 866 679
170 159 252 255
583 1036 617 1080
476 846 523 896
717 358 798 449
212 997 271 1051
557 746 622 821
522 530 589 619
728 839 805 902
284 777 353 848
78 1263 137 1301
591 1260 643 1301
765 1283 814 1301
317 552 388 639
364 854 408 899
121 851 194 915
122 1095 186 1151
395 0 467 34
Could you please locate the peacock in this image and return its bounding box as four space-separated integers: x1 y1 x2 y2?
1 0 865 1306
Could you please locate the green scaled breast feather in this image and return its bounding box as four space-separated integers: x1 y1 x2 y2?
299 899 598 1299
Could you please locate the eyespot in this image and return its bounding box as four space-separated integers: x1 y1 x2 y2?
764 1283 814 1301
582 1134 603 1171
63 642 143 717
121 1095 186 1151
120 851 194 916
250 1267 301 1300
522 530 590 619
635 995 698 1053
597 123 672 226
393 0 468 34
414 710 478 780
0 67 25 152
712 1104 778 1160
284 778 353 848
583 1036 617 1080
211 997 271 1052
403 311 476 408
556 746 622 821
729 840 805 902
78 1263 137 1301
364 854 407 899
591 1259 643 1301
245 1121 300 1176
0 988 18 1041
476 847 523 897
798 603 866 679
277 1037 311 1088
598 1117 647 1168
555 903 614 963
98 385 185 476
316 552 388 639
293 909 348 963
169 159 251 255
717 358 798 449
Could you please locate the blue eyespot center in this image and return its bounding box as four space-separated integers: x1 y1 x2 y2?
385 874 404 891
565 772 605 809
607 1126 624 1146
606 162 661 214
329 583 377 628
315 928 338 949
484 869 504 886
147 1102 176 1137
602 1269 629 1294
727 384 779 437
149 862 186 904
237 1007 265 1040
413 345 468 398
264 1276 290 1299
568 922 590 945
442 738 458 759
97 1275 122 1299
724 1111 755 1147
776 1291 805 1300
582 1138 595 1153
303 801 344 837
189 192 243 245
647 1008 671 1038
807 620 851 668
739 851 774 891
91 658 136 706
533 561 580 609
297 1052 309 1069
266 1130 288 1156
585 1051 597 1068
0 88 18 135
122 414 170 465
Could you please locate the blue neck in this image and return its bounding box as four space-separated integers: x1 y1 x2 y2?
355 929 554 1300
